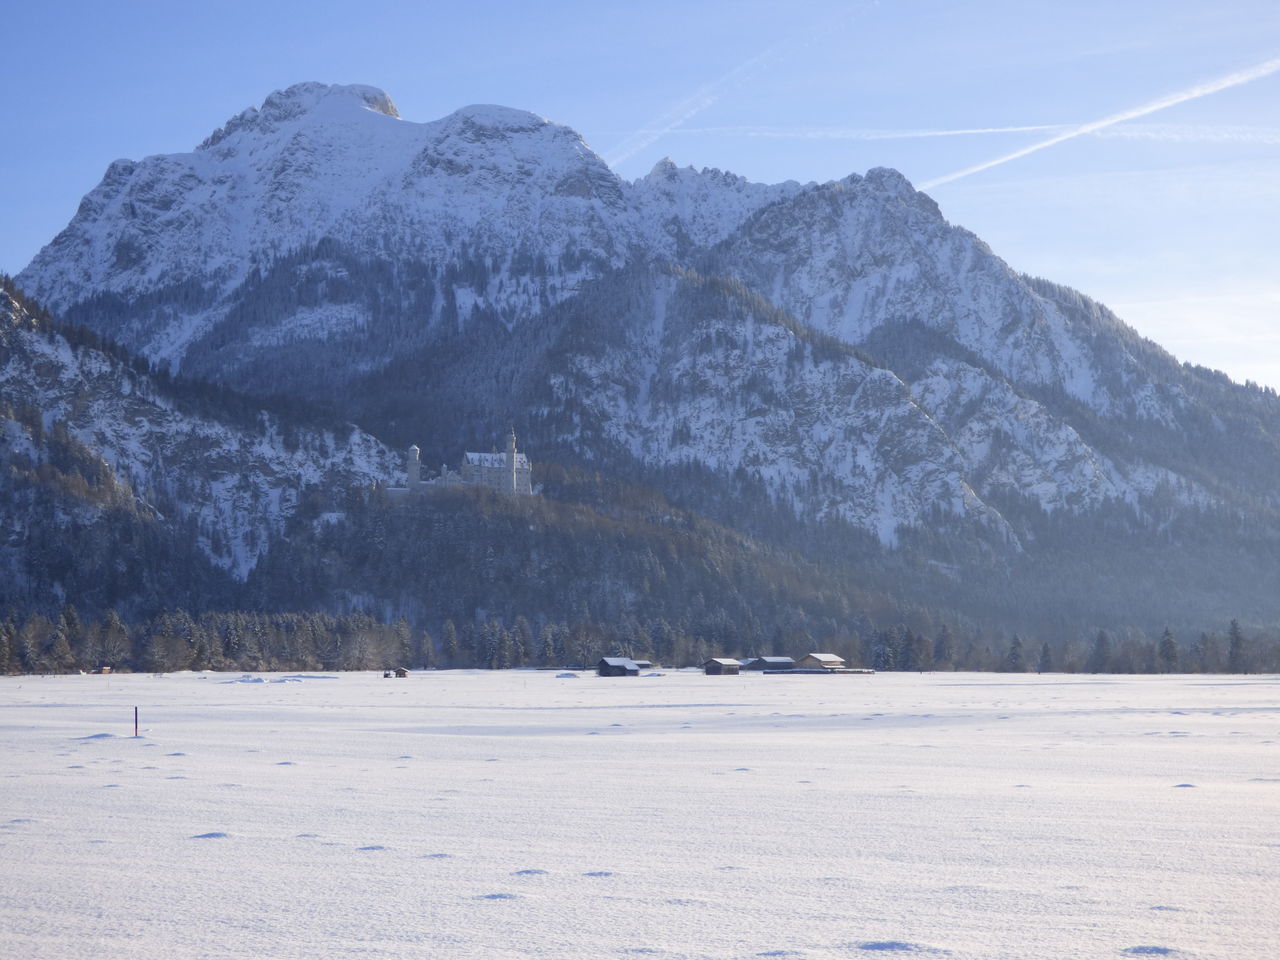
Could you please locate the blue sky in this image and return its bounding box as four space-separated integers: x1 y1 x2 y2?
4 0 1278 384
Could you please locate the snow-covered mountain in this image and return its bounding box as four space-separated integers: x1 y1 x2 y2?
17 83 801 369
15 82 1280 559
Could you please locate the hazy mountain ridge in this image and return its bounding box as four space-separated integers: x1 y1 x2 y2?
12 82 1280 636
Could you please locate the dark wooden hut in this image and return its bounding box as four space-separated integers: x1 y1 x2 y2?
703 658 741 675
597 657 640 677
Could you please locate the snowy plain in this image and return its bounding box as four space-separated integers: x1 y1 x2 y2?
1 670 1276 960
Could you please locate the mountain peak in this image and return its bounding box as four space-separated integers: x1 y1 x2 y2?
647 157 681 179
864 166 913 191
439 103 550 135
266 82 399 119
861 167 942 217
200 82 399 149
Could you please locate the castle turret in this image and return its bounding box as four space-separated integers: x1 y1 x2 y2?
407 444 421 488
507 429 518 494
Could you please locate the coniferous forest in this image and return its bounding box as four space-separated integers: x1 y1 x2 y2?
4 601 1276 677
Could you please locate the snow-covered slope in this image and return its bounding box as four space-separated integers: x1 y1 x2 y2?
706 170 1118 411
529 267 1001 542
0 286 397 579
631 158 805 258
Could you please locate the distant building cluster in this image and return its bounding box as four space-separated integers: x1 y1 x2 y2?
595 654 875 676
386 430 533 499
715 653 872 674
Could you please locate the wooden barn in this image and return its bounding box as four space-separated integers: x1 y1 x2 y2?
597 657 640 677
703 658 741 675
743 656 796 671
795 653 846 670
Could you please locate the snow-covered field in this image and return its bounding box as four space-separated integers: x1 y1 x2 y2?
1 670 1276 960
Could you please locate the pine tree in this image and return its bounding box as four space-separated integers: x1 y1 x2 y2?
496 629 514 670
190 619 214 671
649 619 673 666
1157 628 1178 673
1004 635 1026 672
871 627 899 671
172 610 198 671
1035 641 1053 673
537 623 557 667
441 620 459 668
60 604 86 670
419 627 436 669
899 630 917 671
1191 632 1219 672
1228 619 1247 673
480 620 502 670
932 624 955 670
512 616 532 668
459 623 478 668
906 631 931 672
393 618 412 668
15 616 45 672
143 617 174 674
100 610 130 669
1086 630 1112 673
0 619 14 674
236 613 265 671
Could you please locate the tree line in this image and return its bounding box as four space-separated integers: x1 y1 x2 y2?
2 604 1276 676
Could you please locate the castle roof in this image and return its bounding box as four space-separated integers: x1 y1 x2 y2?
464 451 530 468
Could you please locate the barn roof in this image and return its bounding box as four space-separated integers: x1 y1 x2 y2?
600 657 640 668
754 656 796 664
804 653 845 663
704 658 742 666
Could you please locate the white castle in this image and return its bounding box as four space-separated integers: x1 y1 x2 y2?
386 430 533 499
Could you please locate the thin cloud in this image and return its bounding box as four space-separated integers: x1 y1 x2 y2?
920 56 1280 190
603 7 866 168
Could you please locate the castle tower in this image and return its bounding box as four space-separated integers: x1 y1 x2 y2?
407 444 421 489
507 429 518 495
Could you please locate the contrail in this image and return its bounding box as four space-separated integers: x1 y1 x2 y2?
603 7 867 168
611 123 1067 142
1093 123 1280 145
603 81 749 168
602 121 1280 145
920 56 1280 190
